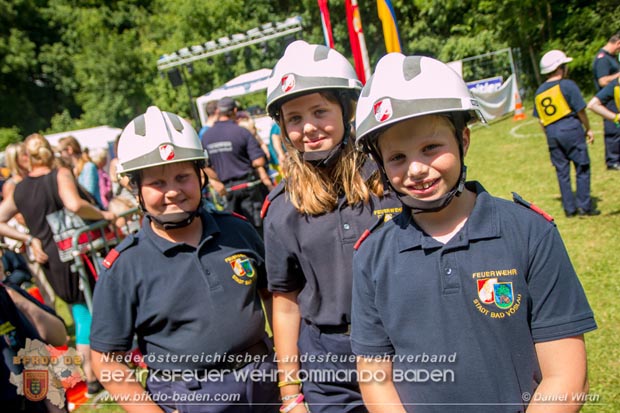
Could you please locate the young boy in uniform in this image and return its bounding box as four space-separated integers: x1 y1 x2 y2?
89 106 278 413
351 54 597 413
533 50 599 217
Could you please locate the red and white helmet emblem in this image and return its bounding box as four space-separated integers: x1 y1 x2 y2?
159 144 175 161
373 98 393 123
281 74 296 93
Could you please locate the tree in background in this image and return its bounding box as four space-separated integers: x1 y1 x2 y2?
1 0 618 148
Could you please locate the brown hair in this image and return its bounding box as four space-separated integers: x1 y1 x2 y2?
24 133 55 168
58 135 93 176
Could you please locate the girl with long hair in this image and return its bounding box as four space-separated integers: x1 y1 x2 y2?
262 41 401 413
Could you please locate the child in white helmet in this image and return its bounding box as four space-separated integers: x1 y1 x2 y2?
262 40 402 413
533 49 599 217
90 106 278 413
352 54 596 413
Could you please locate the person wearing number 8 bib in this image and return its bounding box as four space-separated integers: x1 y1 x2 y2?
533 50 600 217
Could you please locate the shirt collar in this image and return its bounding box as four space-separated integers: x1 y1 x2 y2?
143 206 221 254
397 181 500 252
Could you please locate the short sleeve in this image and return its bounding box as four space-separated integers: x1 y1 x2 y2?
350 249 395 356
264 217 304 292
595 82 615 106
593 57 612 82
90 265 136 352
526 227 597 342
562 80 586 113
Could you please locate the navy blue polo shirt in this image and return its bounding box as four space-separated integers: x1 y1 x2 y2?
592 48 620 91
201 120 266 183
532 79 586 136
90 207 268 371
595 79 620 137
351 182 596 412
264 181 402 327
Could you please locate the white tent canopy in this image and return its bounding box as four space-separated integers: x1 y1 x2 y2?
45 125 122 154
196 68 272 126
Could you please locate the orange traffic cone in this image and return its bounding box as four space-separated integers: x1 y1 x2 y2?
513 91 526 121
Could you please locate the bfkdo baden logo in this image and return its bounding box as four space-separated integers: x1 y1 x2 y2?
10 338 85 408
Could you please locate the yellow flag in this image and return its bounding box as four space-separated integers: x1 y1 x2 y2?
377 0 402 53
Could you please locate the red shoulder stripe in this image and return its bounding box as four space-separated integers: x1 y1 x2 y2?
103 249 120 269
231 212 248 221
353 229 371 251
260 198 271 219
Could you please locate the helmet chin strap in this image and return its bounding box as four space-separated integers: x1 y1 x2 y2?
146 209 201 230
138 166 208 230
397 165 466 214
302 118 351 168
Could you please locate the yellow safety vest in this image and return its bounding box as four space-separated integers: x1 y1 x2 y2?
534 84 572 126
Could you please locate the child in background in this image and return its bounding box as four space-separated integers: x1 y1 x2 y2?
533 50 599 217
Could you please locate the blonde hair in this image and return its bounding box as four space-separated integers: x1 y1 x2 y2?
90 148 108 167
58 135 93 176
4 143 27 177
282 139 383 215
24 133 55 168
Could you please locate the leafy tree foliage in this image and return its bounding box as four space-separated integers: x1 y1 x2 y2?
1 0 617 148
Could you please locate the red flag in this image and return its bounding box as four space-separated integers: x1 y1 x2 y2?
317 0 334 48
345 0 371 83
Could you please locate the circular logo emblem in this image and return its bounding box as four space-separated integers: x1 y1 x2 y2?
159 144 175 161
281 74 296 93
373 98 393 123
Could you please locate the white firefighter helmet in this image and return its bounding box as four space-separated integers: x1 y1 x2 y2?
116 106 208 175
265 40 362 119
355 53 485 153
539 50 573 75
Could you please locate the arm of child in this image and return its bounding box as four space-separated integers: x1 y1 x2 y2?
357 357 406 413
587 96 618 122
526 335 588 413
272 291 308 413
4 285 67 346
91 349 165 413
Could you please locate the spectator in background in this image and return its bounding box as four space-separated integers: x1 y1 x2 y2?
592 31 620 170
238 115 272 162
267 122 287 180
91 148 113 209
108 135 137 206
0 133 115 398
2 143 31 246
197 99 219 140
533 50 599 217
57 136 103 206
201 97 273 234
2 143 56 306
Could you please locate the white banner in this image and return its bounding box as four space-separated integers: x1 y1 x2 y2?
470 74 518 122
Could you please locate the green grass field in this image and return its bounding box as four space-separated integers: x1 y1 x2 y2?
467 109 620 413
70 107 619 412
